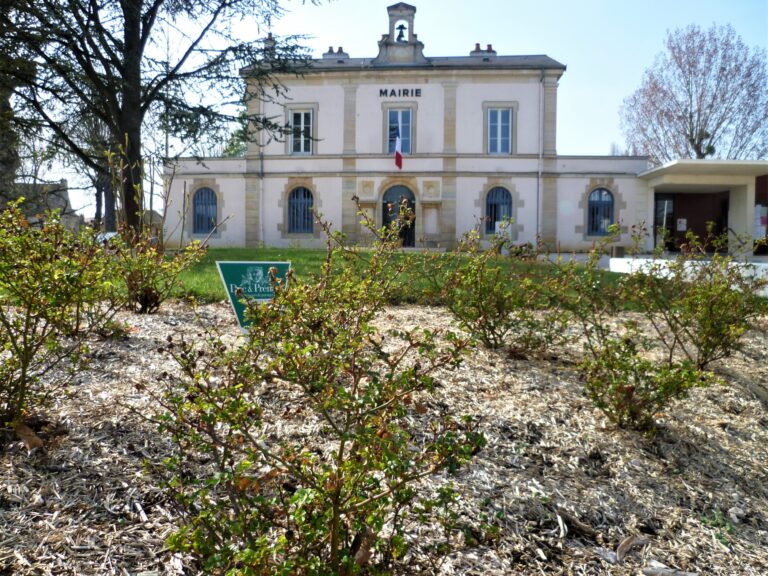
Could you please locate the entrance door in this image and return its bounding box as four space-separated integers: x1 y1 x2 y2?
654 192 729 251
382 186 416 247
654 194 675 251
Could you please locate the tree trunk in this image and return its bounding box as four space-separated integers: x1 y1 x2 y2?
119 122 143 231
119 0 144 232
104 176 117 232
94 174 103 228
0 78 20 198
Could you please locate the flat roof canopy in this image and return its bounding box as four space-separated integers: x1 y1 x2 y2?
638 160 768 193
639 159 768 179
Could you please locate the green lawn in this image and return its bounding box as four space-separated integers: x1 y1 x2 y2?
175 246 443 303
175 246 626 306
176 247 330 301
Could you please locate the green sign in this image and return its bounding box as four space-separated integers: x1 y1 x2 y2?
216 261 291 328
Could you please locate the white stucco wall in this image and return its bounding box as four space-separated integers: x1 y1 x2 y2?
454 175 539 245
255 72 546 160
355 83 446 155
259 82 345 156
164 66 672 251
555 156 649 173
455 77 541 155
164 159 247 248
260 176 344 247
554 172 651 252
412 84 445 154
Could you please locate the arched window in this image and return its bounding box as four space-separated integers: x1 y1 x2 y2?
587 188 614 236
485 187 512 234
288 187 314 233
193 187 217 234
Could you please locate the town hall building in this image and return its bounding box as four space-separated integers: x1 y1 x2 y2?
164 3 768 252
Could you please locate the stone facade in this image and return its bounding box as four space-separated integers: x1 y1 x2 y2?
1 180 83 231
164 3 767 252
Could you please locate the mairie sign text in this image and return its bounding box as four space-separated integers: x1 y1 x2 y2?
379 87 422 98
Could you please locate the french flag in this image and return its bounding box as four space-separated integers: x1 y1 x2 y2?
394 127 403 170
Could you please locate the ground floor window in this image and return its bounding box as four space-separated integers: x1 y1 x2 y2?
587 187 614 236
485 186 512 234
288 187 314 233
193 187 217 234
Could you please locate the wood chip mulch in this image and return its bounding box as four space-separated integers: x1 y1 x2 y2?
2 301 767 575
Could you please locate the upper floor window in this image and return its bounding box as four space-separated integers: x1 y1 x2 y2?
288 187 314 233
488 107 513 154
193 187 217 234
485 187 512 234
587 188 614 236
291 109 313 154
388 108 412 154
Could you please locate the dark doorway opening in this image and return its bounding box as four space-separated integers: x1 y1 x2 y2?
653 191 729 251
382 186 416 247
755 175 768 255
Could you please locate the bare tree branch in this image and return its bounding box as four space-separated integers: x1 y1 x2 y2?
3 0 316 229
621 24 768 164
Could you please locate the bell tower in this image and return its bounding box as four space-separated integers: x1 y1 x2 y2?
372 3 428 65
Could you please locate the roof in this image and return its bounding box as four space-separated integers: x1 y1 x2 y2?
639 159 768 179
311 54 565 71
244 54 566 76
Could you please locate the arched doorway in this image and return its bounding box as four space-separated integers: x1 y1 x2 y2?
382 186 416 247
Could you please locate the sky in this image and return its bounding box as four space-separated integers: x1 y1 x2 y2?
63 0 768 216
268 0 768 156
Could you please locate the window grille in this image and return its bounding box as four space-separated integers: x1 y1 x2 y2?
485 187 513 234
288 187 314 233
587 188 614 236
193 187 217 234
